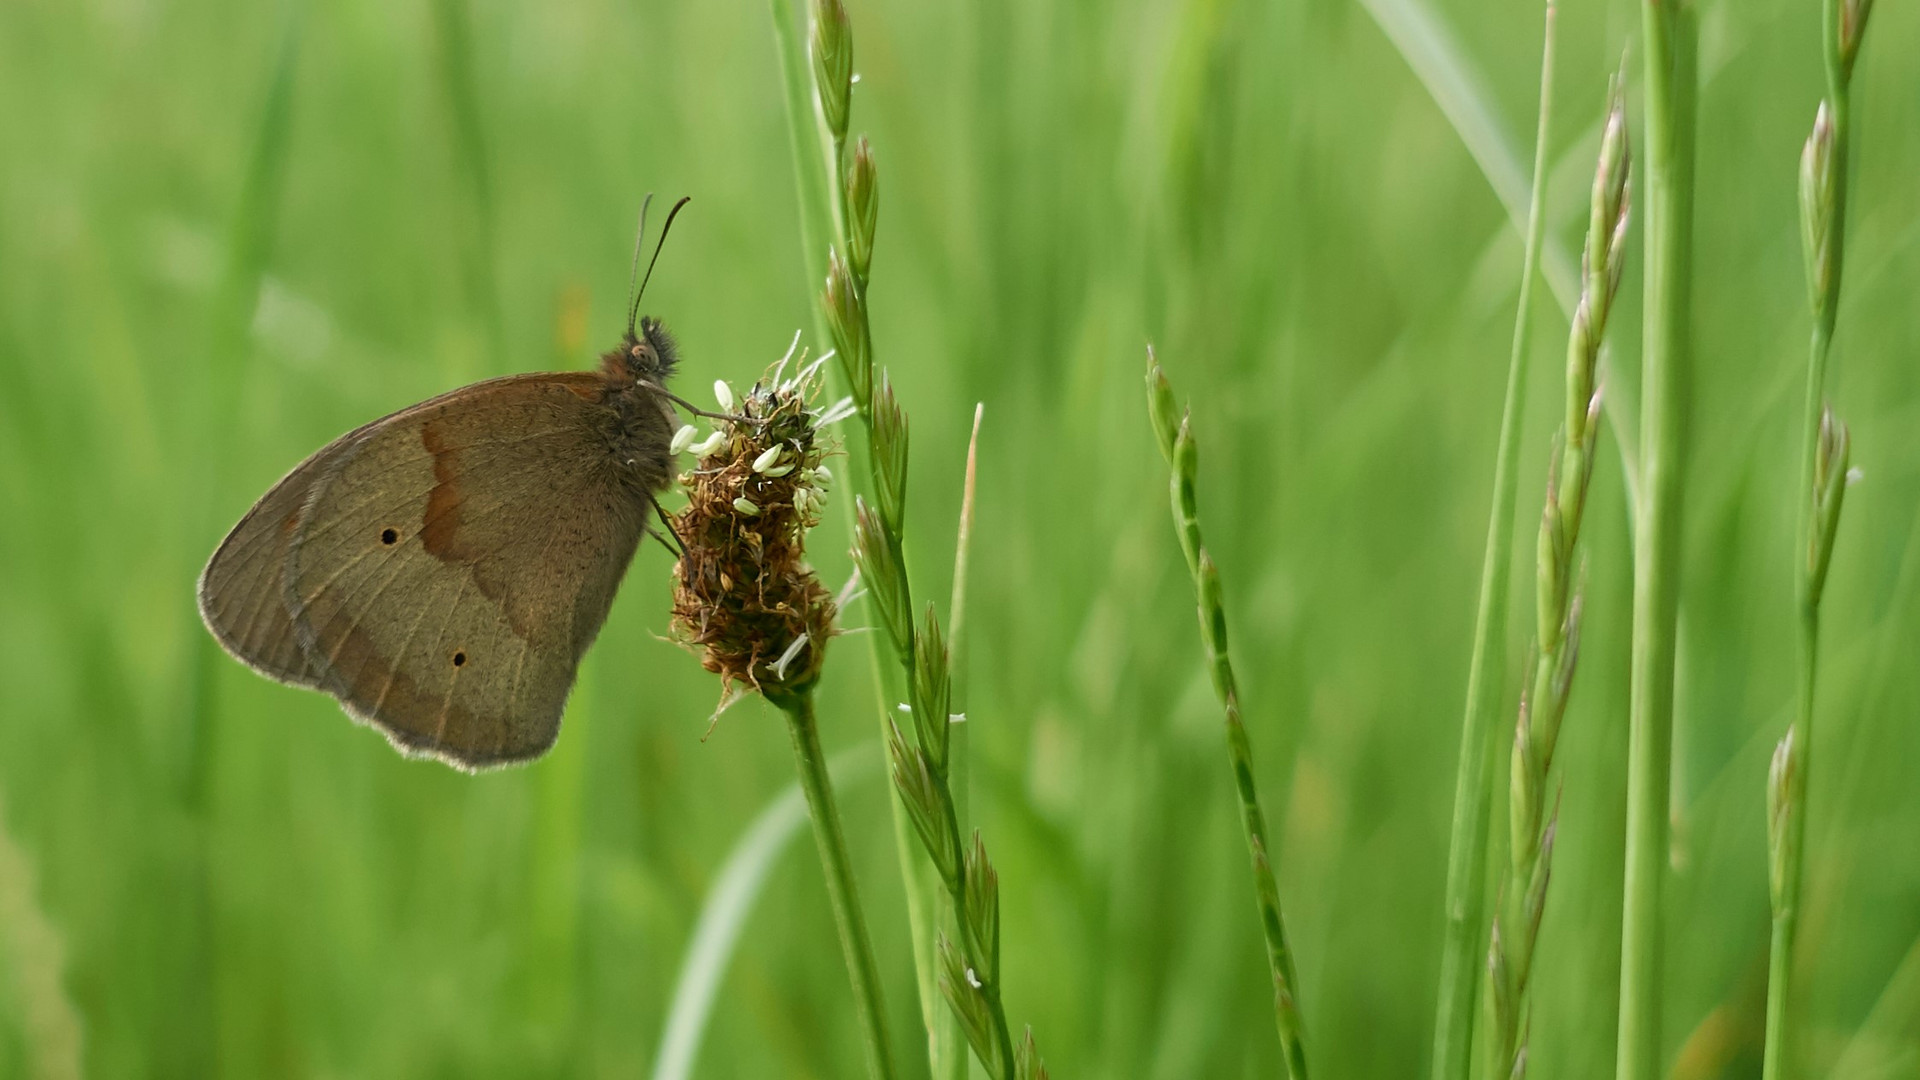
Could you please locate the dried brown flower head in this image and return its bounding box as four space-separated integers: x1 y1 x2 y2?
670 351 847 705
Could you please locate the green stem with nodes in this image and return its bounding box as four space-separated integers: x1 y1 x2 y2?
771 689 899 1080
1765 0 1869 1074
1430 10 1555 1079
1488 68 1630 1080
787 2 1046 1076
1617 2 1696 1078
859 495 1044 1080
770 2 963 1074
1147 349 1308 1078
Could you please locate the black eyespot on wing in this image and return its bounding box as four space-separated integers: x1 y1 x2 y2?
380 528 399 545
452 651 467 667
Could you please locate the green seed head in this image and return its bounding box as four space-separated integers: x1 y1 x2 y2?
810 0 853 142
1800 102 1838 321
823 249 872 407
847 136 879 282
1839 0 1874 79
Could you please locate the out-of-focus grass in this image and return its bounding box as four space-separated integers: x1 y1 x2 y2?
0 0 1917 1077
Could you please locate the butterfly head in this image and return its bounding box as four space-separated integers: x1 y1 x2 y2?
627 316 679 379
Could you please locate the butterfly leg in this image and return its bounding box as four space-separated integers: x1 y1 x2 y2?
662 389 770 427
646 494 687 558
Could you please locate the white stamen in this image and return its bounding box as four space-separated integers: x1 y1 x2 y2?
795 351 834 387
965 967 981 989
792 488 812 515
691 431 728 457
733 497 761 517
810 464 834 489
771 329 803 386
714 380 735 412
816 396 857 427
950 712 967 725
772 634 810 680
701 686 748 741
752 445 785 473
897 703 912 713
670 424 698 454
761 463 796 478
835 567 863 610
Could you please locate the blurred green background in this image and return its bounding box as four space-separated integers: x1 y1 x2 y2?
3 0 1918 1076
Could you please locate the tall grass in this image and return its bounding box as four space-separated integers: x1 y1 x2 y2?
5 1 1920 1076
1764 0 1874 1075
1148 348 1308 1077
1487 75 1628 1080
1428 11 1555 1079
1617 2 1697 1078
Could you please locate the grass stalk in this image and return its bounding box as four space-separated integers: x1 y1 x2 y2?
783 1 1028 1075
1616 3 1698 1078
766 0 837 352
1487 74 1630 1080
775 691 900 1080
1763 0 1872 1074
1146 349 1308 1078
650 748 876 1080
1428 9 1555 1079
768 3 959 1072
939 405 984 1074
671 370 896 1079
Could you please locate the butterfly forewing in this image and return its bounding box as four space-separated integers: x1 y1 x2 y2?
199 437 363 688
274 374 649 768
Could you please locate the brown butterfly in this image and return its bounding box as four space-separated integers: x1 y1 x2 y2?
199 198 705 770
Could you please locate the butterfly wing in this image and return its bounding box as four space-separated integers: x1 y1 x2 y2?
199 431 366 688
281 373 652 768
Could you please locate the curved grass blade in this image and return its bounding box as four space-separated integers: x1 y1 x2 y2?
651 746 878 1080
1355 0 1641 496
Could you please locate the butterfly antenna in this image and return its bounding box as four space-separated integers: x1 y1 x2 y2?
624 193 657 339
627 195 692 335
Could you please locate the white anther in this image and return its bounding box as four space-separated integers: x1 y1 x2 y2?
752 445 785 473
772 634 810 680
714 380 735 412
733 497 761 517
670 425 698 454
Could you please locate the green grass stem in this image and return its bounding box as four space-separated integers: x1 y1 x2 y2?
767 4 957 1073
1427 10 1555 1080
1487 64 1630 1080
1616 4 1697 1079
650 747 879 1080
1356 0 1641 500
1147 348 1308 1079
1764 0 1871 1074
774 691 900 1080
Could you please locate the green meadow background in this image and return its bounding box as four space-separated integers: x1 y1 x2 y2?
3 0 1919 1076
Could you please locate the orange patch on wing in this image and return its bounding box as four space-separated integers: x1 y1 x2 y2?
419 420 467 561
